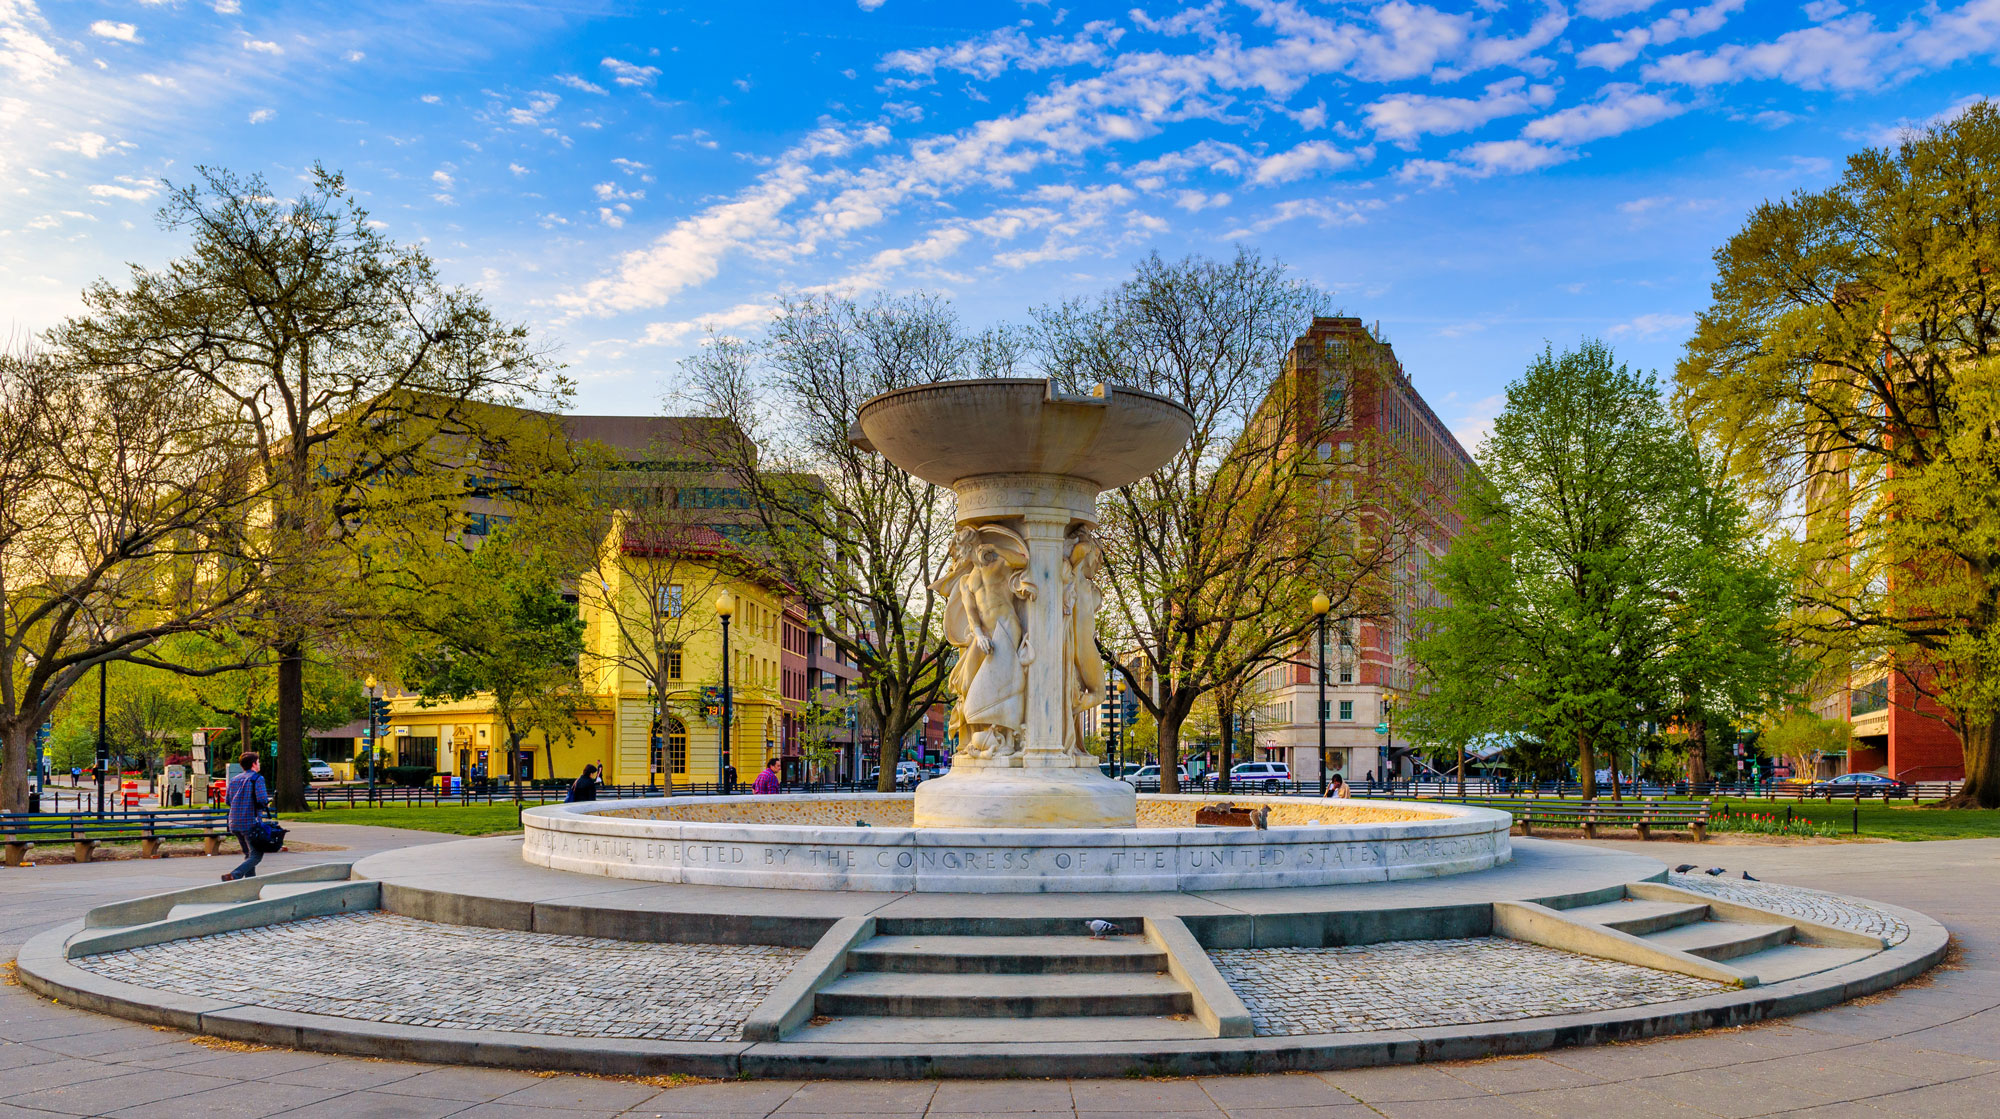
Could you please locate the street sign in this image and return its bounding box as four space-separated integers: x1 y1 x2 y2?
1374 723 1389 735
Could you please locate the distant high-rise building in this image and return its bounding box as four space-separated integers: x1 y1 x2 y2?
1250 317 1476 784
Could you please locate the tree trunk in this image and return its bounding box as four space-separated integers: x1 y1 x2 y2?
1 719 29 813
1609 744 1623 803
235 713 253 760
272 639 306 812
1947 711 2000 808
1686 717 1710 787
1578 728 1596 800
1159 707 1184 794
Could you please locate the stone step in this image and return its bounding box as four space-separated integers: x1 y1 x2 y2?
874 916 1145 938
1564 898 1710 936
1644 920 1793 961
163 903 237 921
789 1013 1211 1044
814 972 1191 1019
848 935 1167 975
1732 944 1881 985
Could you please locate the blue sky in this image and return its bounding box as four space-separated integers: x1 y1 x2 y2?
2 1 1992 448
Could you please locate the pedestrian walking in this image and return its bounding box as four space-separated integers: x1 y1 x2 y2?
1323 773 1348 798
752 757 781 795
222 752 269 882
566 764 600 802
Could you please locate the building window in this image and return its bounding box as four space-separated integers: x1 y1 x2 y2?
654 717 688 775
1338 664 1353 684
1338 700 1353 721
1851 678 1888 717
464 512 489 536
665 644 683 680
659 584 683 617
400 737 439 769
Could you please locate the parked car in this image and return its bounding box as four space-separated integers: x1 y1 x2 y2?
306 759 335 782
1227 761 1292 788
1121 764 1189 791
1809 772 1909 798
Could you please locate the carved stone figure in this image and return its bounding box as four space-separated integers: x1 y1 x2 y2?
1061 526 1106 759
934 524 1035 760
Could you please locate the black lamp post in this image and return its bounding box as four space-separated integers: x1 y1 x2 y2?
1312 593 1331 795
716 590 736 793
364 676 379 807
95 661 108 816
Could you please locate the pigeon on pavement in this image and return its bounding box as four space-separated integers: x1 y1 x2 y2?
1741 871 1759 881
1087 920 1121 940
1674 864 1698 873
1705 867 1727 875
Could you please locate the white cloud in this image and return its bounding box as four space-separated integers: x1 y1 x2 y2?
420 93 441 104
1 1 69 85
1577 0 1663 17
212 0 241 13
247 107 274 123
1364 77 1555 146
1521 84 1689 144
86 175 160 201
1173 190 1231 211
1466 0 1569 72
1578 0 1746 69
857 0 887 10
504 91 560 127
508 162 529 176
556 73 607 95
601 57 660 88
432 169 455 190
1644 13 1897 90
51 131 112 158
1449 393 1506 454
639 302 778 346
881 20 1123 80
1401 139 1573 183
89 21 139 43
344 50 364 62
1607 311 1695 337
1219 197 1385 236
593 180 643 201
1250 139 1361 185
242 38 282 55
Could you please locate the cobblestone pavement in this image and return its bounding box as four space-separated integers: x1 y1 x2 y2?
4 828 1997 1118
1211 937 1724 1036
78 910 801 1042
1667 870 1913 944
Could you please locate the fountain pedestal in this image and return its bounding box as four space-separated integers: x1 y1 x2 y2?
851 379 1194 829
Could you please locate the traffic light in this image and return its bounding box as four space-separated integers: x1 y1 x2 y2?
370 697 391 724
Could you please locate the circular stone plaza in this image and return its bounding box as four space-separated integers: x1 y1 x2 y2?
1 382 1972 1114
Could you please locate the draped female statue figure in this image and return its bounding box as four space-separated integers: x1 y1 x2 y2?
1061 527 1106 760
934 525 1035 760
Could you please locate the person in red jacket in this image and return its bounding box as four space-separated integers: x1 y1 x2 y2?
751 757 781 795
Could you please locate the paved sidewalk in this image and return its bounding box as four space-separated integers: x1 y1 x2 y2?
5 828 1997 1118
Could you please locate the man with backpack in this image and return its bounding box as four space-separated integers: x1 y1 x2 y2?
222 752 271 881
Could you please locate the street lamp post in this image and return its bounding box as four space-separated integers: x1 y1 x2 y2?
95 661 108 816
716 590 736 793
1312 593 1331 795
364 676 378 807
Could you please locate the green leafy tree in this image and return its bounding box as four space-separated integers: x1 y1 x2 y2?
1406 342 1782 798
1677 103 2000 806
50 165 567 812
400 535 593 790
1759 711 1855 779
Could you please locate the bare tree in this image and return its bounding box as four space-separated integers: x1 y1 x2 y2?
0 350 266 812
1034 251 1405 793
686 295 1016 792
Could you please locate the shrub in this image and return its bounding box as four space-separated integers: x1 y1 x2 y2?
382 766 437 788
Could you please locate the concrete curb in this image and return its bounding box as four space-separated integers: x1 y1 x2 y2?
1624 881 1887 949
742 915 876 1041
12 890 1949 1079
1144 915 1253 1038
83 862 355 928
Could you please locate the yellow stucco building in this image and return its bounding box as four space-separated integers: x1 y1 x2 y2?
380 515 801 788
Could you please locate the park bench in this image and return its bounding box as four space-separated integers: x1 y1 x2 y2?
1448 797 1712 841
0 809 232 866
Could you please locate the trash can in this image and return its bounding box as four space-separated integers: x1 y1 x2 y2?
27 790 40 812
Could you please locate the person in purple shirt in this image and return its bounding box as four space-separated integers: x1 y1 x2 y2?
222 752 269 881
751 757 781 795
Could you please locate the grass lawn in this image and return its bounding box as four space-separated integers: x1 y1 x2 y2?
1709 797 2000 841
277 802 528 836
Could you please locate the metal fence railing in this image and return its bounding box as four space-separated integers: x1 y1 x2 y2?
297 775 1968 810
